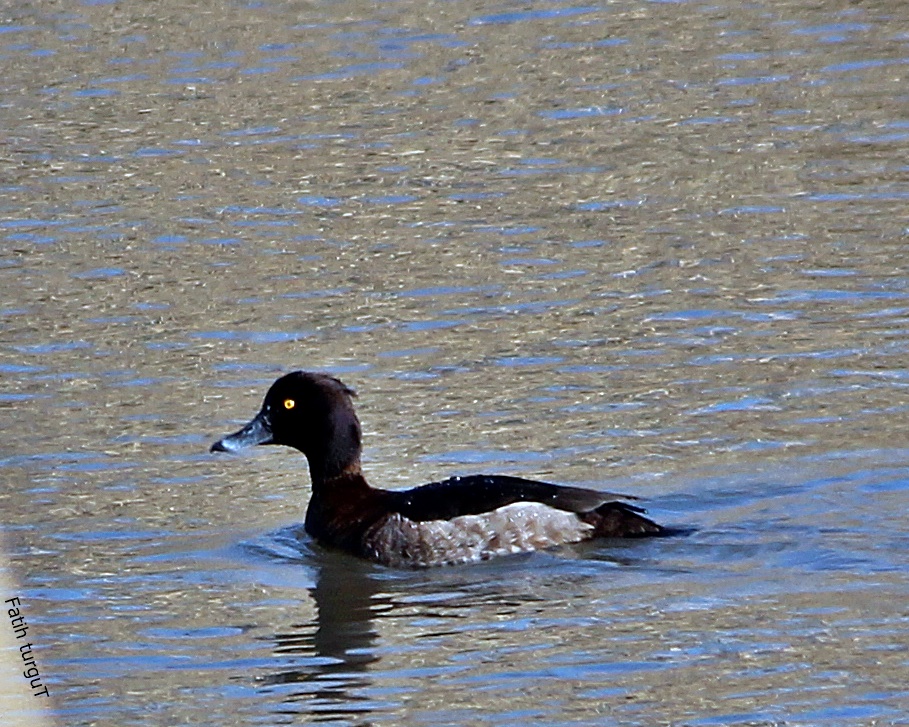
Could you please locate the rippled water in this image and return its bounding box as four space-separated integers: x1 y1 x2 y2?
2 0 908 725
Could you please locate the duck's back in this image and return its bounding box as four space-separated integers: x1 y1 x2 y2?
352 475 663 567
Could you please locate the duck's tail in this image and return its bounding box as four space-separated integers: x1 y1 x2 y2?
582 501 668 538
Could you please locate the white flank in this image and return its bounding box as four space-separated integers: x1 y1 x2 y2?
364 502 594 567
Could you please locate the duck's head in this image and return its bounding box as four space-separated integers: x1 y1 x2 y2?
210 371 362 482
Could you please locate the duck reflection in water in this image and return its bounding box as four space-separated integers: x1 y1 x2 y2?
253 528 659 721
260 544 389 720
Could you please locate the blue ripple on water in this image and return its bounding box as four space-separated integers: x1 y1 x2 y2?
14 341 93 354
297 61 405 81
223 125 282 137
716 75 791 86
297 195 343 207
494 355 565 367
72 267 126 279
420 450 552 465
72 88 119 97
718 205 786 215
191 331 313 344
822 58 908 73
539 106 623 119
469 6 600 25
0 218 66 229
133 147 183 158
790 22 871 36
400 319 463 332
363 194 418 204
691 396 782 415
576 198 645 211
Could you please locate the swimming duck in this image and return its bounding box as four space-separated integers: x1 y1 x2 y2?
210 371 667 567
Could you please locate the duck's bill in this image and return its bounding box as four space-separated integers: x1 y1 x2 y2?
210 411 273 453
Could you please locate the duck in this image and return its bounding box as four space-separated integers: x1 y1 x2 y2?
210 371 669 567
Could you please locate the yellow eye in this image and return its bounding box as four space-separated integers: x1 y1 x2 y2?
283 398 296 410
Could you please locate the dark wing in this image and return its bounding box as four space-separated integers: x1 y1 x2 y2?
385 474 644 523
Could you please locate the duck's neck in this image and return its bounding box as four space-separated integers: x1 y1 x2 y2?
304 463 384 553
303 416 365 490
308 457 364 490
